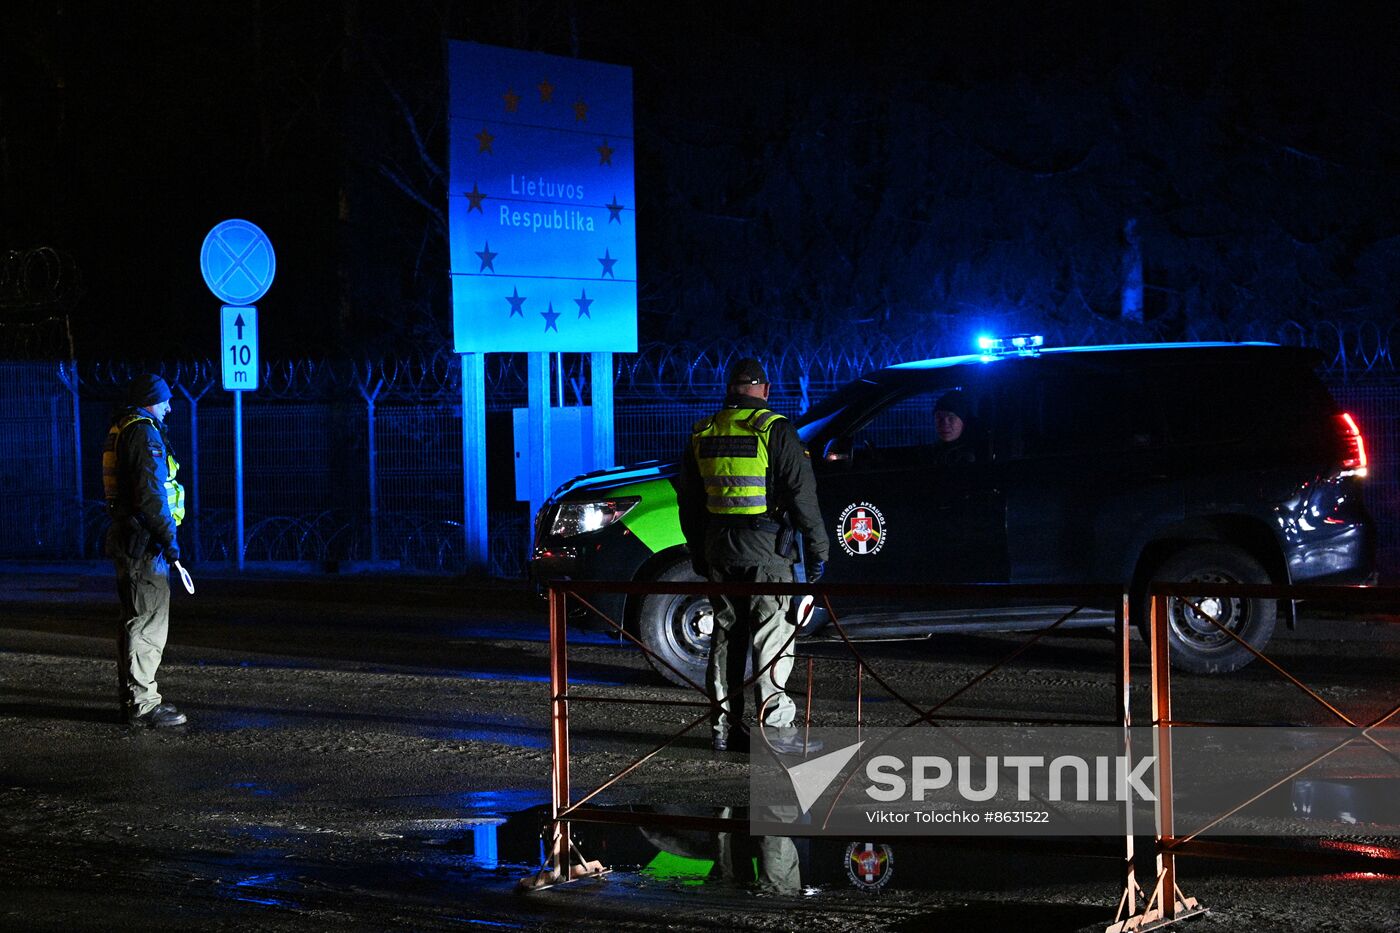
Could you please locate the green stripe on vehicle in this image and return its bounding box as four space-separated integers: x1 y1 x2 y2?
617 478 685 554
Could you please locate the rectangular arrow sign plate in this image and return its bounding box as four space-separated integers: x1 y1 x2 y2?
220 305 259 391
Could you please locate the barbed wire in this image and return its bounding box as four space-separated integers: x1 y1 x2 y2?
0 248 84 313
46 317 1400 403
0 317 72 360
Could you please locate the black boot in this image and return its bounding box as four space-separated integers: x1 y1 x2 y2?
713 724 751 753
128 703 188 728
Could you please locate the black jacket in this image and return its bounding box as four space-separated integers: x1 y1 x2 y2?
109 411 181 562
678 392 829 568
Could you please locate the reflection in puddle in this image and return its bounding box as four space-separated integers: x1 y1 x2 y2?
472 823 499 869
228 780 298 799
452 670 632 687
421 725 549 749
228 870 298 909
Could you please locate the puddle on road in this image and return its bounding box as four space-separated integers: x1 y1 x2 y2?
154 797 1396 928
450 669 635 687
428 803 1127 895
448 624 618 645
420 724 551 748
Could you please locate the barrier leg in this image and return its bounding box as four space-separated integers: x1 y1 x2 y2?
803 656 814 751
518 586 607 891
1109 591 1147 929
1109 593 1203 930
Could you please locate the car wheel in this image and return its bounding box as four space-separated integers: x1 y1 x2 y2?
1140 544 1277 674
637 557 750 688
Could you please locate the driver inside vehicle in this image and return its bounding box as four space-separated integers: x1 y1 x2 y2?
822 387 981 467
928 389 977 465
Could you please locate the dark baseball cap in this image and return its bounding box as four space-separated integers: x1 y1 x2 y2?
727 357 768 385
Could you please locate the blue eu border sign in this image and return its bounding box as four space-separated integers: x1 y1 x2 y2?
220 306 259 391
447 41 637 353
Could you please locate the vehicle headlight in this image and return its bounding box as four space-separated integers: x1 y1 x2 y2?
550 498 639 537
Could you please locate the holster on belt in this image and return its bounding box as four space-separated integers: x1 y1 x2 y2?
774 511 797 559
124 516 152 562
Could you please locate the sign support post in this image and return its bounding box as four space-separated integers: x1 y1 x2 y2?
590 352 614 471
460 352 490 573
233 388 244 570
527 352 553 523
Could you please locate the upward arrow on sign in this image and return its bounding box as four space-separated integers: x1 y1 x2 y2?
220 305 260 392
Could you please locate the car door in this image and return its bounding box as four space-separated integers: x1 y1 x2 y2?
996 365 1183 585
810 381 1008 605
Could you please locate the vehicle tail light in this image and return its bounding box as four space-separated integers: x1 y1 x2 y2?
1335 412 1368 478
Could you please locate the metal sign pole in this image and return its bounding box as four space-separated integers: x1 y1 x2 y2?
234 388 244 571
589 352 613 472
460 352 489 573
527 352 552 523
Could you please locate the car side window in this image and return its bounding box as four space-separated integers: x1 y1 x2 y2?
1161 364 1331 444
1014 374 1162 459
838 386 985 467
852 393 944 450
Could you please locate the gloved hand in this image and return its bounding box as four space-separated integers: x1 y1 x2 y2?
805 557 826 583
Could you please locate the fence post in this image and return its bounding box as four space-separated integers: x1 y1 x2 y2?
58 360 84 557
360 377 383 563
175 382 203 564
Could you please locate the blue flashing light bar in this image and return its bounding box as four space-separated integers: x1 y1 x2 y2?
977 334 1045 356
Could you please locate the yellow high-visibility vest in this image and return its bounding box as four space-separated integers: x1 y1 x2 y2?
102 413 185 525
690 408 785 515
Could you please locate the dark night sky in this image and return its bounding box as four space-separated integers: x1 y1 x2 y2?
4 1 1400 359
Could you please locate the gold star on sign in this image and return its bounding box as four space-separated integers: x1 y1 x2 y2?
538 79 554 102
573 99 588 122
465 182 486 213
475 127 495 153
597 140 614 165
502 88 520 112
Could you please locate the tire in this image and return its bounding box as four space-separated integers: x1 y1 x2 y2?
637 556 751 688
1139 544 1277 674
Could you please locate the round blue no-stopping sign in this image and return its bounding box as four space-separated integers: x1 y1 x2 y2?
200 219 276 305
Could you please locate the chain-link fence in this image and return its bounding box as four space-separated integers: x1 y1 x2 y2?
4 321 1400 578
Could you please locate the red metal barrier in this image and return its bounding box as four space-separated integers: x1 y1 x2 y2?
519 578 1145 917
520 577 1399 929
1113 581 1400 932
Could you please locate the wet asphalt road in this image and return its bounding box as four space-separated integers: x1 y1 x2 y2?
0 563 1397 931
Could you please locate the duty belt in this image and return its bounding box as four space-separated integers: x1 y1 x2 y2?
710 515 783 534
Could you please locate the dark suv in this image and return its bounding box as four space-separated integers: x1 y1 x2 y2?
529 342 1374 682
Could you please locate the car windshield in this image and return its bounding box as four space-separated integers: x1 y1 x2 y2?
795 377 892 445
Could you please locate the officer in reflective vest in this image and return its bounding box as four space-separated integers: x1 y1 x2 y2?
102 373 189 728
678 357 829 756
